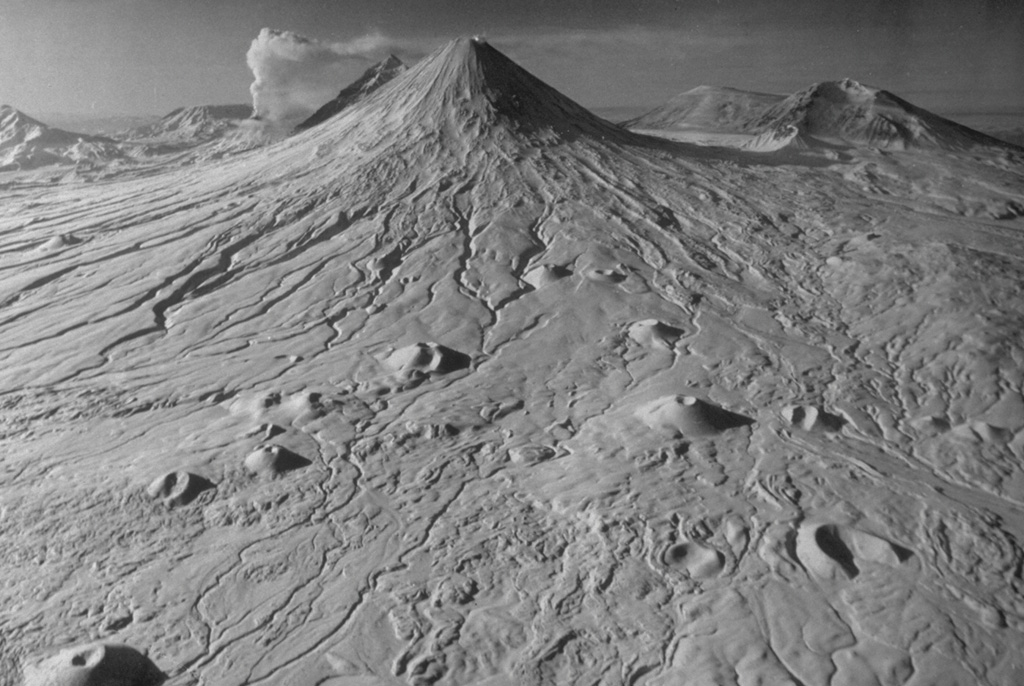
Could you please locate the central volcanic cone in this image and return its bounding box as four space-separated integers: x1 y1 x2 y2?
299 37 638 151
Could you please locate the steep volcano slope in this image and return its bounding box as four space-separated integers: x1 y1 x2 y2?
751 79 1017 150
296 55 406 131
0 106 125 170
2 38 1024 686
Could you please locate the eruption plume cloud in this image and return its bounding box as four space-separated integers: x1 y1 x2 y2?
246 28 400 124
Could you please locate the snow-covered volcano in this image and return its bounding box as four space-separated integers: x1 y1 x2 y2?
3 38 1024 686
125 104 254 142
750 79 1016 150
296 55 406 131
624 85 786 132
629 79 1019 152
293 37 637 152
0 105 125 170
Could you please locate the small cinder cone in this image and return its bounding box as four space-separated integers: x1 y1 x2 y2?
23 643 163 686
638 395 752 437
244 444 310 475
146 470 212 506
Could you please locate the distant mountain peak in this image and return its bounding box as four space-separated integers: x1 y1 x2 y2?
755 79 1014 150
296 54 407 131
1 105 101 145
1 105 50 133
628 79 1018 152
624 86 784 132
1 105 122 170
125 104 253 141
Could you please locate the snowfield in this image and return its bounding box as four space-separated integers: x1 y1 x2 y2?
3 38 1024 686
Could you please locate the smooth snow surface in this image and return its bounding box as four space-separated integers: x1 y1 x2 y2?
3 38 1024 686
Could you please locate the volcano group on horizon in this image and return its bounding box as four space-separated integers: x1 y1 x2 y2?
2 37 1020 176
626 77 1017 151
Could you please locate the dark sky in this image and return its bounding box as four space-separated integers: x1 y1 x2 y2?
1 0 1021 117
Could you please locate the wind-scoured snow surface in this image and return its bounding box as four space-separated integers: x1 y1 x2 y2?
3 38 1024 685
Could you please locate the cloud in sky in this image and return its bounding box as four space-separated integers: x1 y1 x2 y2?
246 28 415 123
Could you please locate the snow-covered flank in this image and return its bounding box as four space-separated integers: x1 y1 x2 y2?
2 37 1024 686
625 85 785 132
295 55 406 131
750 79 1018 150
0 105 124 170
124 104 254 142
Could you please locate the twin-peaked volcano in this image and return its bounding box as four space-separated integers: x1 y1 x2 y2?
628 79 1018 152
751 79 1014 150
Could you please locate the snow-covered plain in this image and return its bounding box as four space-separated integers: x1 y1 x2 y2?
3 38 1024 685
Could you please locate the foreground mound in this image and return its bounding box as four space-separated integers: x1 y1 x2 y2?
22 643 163 686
